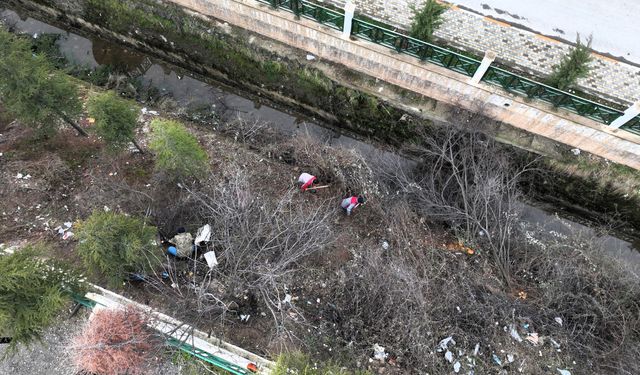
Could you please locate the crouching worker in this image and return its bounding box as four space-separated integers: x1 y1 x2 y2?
297 172 318 192
341 195 366 216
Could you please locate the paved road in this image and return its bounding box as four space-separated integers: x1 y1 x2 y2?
453 0 640 65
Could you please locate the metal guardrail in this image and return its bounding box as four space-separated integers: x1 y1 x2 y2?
257 0 640 135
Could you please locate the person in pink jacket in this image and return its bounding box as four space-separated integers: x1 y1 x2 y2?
297 172 319 192
341 195 366 216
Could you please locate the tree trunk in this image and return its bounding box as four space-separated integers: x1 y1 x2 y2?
131 138 145 154
57 111 88 137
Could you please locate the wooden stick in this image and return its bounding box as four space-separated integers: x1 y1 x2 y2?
309 185 331 189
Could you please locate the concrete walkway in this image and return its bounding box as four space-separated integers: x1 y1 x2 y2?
323 0 640 106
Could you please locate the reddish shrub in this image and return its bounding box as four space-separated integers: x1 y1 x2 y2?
72 306 158 375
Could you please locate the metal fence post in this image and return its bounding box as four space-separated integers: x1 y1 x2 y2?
342 1 356 39
610 101 640 129
292 0 301 17
469 51 496 85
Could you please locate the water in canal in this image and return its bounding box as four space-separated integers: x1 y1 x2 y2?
2 8 639 274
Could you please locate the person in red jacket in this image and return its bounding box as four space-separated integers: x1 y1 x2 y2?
341 195 366 216
297 172 319 192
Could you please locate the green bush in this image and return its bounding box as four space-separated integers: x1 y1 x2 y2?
410 0 448 43
148 119 209 179
87 91 143 152
0 244 84 353
0 28 85 137
76 211 159 287
546 34 593 91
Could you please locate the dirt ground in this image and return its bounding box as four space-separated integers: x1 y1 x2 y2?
0 99 444 366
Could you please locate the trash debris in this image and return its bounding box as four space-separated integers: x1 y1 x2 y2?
306 54 316 61
518 291 527 299
62 231 74 240
446 242 475 255
169 232 193 257
240 314 250 322
557 369 571 375
509 324 523 342
492 354 502 366
204 251 218 268
507 354 514 363
194 224 212 245
525 332 540 346
437 336 455 352
550 337 561 349
444 350 453 363
373 344 387 360
554 317 563 326
283 294 292 305
54 221 74 240
453 361 461 373
141 107 159 116
570 148 581 156
167 246 178 256
473 343 480 356
382 241 389 250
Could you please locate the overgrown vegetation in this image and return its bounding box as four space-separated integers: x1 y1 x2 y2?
410 0 448 42
148 119 209 180
0 27 86 137
546 34 593 91
75 211 159 287
87 91 144 153
273 352 370 375
0 244 84 353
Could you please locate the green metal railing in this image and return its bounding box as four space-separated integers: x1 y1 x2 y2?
257 0 640 135
264 0 344 31
167 338 253 375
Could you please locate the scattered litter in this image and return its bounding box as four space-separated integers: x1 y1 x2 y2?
554 317 563 326
509 324 523 342
15 173 31 180
169 232 193 257
373 344 387 360
522 323 529 330
570 148 581 156
203 251 218 268
550 337 561 349
492 354 502 366
526 332 540 346
473 343 480 356
437 336 455 352
62 231 74 240
453 361 461 373
54 221 74 240
306 54 316 60
141 107 159 116
507 354 514 363
167 246 178 256
557 369 571 375
194 224 212 245
518 291 527 299
382 241 389 250
283 294 292 304
444 350 453 363
103 206 110 212
240 314 250 322
87 117 95 124
456 306 461 313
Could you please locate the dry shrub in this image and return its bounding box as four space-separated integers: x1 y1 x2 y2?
72 306 159 375
162 164 335 333
514 231 640 374
270 135 379 197
330 203 514 372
